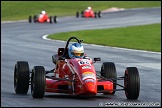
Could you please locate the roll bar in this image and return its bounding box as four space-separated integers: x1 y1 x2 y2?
62 36 83 57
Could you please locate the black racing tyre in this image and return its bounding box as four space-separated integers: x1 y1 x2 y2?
14 61 29 94
124 67 140 99
98 11 102 18
31 66 46 98
101 62 117 95
49 16 52 23
33 15 37 23
94 12 97 18
81 11 84 17
76 11 79 18
29 15 32 23
54 16 57 23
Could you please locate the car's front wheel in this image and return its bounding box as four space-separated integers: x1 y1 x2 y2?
101 62 117 95
31 66 46 98
14 61 29 94
124 67 140 99
33 15 37 23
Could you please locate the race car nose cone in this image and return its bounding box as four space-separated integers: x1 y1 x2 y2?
83 80 97 95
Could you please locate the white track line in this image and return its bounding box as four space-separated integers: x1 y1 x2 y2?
42 34 161 54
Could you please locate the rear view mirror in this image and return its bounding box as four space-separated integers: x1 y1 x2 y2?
94 57 101 61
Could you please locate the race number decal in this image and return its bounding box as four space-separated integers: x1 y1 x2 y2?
78 60 91 66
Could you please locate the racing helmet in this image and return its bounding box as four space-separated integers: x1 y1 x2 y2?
87 6 92 10
68 43 84 59
41 10 46 14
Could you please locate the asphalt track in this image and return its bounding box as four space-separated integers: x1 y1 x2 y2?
1 7 161 107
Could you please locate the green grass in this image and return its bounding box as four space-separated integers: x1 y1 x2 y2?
48 23 161 52
1 1 161 52
1 1 161 21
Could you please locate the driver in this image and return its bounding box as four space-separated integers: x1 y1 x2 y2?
39 10 49 22
86 6 92 12
68 43 84 59
41 10 46 14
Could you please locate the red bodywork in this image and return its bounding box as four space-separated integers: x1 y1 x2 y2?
38 14 50 23
84 9 95 18
45 48 113 96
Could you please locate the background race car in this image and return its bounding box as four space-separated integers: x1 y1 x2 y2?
76 7 101 18
29 14 58 23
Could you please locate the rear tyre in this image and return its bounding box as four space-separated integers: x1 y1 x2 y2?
101 62 117 95
98 11 102 18
14 61 29 94
54 16 57 23
31 66 46 98
29 16 32 23
76 11 79 18
124 67 140 99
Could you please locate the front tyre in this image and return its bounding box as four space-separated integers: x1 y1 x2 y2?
33 15 37 23
94 12 97 18
14 61 29 94
101 62 117 94
81 11 84 17
124 67 140 99
31 66 46 98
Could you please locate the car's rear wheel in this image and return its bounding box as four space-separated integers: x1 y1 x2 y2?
29 16 32 23
98 11 102 18
54 16 57 23
101 62 117 95
124 67 140 99
31 66 46 98
14 61 29 94
76 11 79 18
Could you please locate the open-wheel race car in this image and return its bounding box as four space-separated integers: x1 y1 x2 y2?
14 36 140 99
76 7 101 18
28 11 57 23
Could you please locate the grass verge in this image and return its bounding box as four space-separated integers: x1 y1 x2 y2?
48 23 161 52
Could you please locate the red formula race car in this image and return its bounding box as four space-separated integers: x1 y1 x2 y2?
28 10 58 23
14 36 140 99
76 7 101 18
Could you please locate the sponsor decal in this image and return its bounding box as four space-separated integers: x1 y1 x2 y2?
82 72 96 80
84 79 95 83
82 65 91 69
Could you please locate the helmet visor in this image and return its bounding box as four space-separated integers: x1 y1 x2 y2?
73 52 84 57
